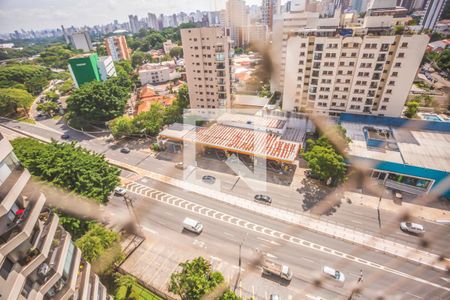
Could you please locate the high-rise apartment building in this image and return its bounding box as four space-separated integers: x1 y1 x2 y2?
0 134 111 299
181 27 233 109
70 31 92 52
225 0 248 47
262 0 279 30
280 3 429 117
128 15 140 34
420 0 447 30
147 13 158 30
105 35 131 61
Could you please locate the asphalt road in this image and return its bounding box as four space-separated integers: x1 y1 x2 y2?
107 177 450 300
1 117 449 258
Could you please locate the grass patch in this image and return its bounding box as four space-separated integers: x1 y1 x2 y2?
116 282 163 300
17 117 36 124
52 115 62 120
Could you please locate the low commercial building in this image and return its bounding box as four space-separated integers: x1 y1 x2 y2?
0 133 111 299
136 85 175 114
339 113 450 197
68 54 116 88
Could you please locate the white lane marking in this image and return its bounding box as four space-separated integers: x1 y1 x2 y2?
301 257 314 264
125 181 450 292
257 237 280 246
406 292 424 299
266 253 277 259
141 226 158 234
441 277 450 283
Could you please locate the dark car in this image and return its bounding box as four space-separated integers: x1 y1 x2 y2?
61 134 70 140
202 175 216 184
120 147 130 154
254 194 272 204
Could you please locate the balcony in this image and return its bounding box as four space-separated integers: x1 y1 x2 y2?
217 79 225 85
215 53 225 62
1 166 29 215
216 63 225 70
377 54 386 62
365 99 373 105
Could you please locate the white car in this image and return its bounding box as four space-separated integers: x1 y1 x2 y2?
400 222 425 235
114 187 127 196
323 266 345 282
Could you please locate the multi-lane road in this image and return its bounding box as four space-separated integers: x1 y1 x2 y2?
1 117 450 299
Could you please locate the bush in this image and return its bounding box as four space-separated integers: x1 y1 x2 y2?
11 138 120 202
0 88 34 116
75 223 119 263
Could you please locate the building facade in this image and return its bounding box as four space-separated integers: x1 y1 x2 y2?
97 56 117 81
420 0 447 30
163 40 176 55
0 134 111 300
70 31 92 52
68 54 116 88
138 64 171 85
181 27 233 109
105 35 131 61
225 0 248 46
262 0 279 30
282 33 429 116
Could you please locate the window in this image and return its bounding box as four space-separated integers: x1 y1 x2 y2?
395 62 401 67
381 105 387 110
398 53 405 58
401 42 408 48
392 72 398 77
388 81 395 86
0 257 14 279
383 97 389 102
386 89 392 94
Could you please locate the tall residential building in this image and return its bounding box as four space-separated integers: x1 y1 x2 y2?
420 0 447 30
68 54 116 88
225 0 248 47
69 31 92 52
147 13 158 30
105 35 131 61
61 25 70 44
280 8 429 117
181 27 233 109
128 14 140 34
262 0 279 30
0 134 111 299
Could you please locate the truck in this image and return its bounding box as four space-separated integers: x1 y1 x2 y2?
262 259 293 281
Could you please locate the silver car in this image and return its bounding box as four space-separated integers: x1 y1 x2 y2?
400 222 425 235
323 266 345 282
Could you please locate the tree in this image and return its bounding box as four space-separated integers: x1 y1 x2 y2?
234 47 244 55
115 274 137 300
393 25 404 35
0 64 50 95
57 212 95 240
169 257 224 300
45 90 59 101
306 125 350 153
303 146 346 185
36 44 76 69
11 138 120 202
131 50 145 68
414 94 433 107
132 103 165 136
177 84 189 109
0 88 34 116
109 116 136 139
75 223 119 262
66 79 128 122
57 79 74 95
169 46 183 58
37 101 59 116
220 290 242 300
404 100 419 118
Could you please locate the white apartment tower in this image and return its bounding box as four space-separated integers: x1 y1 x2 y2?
70 31 92 52
282 33 429 116
181 27 233 109
420 0 447 31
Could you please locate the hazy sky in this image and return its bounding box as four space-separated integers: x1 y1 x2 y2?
0 0 268 33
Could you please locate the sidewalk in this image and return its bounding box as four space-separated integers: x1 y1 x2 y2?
111 158 449 272
345 191 450 223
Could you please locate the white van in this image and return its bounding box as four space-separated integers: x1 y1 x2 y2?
183 217 203 234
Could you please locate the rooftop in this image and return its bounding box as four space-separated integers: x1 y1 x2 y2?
159 123 301 163
217 112 286 130
342 122 450 172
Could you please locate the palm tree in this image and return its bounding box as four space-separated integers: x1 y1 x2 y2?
115 274 136 299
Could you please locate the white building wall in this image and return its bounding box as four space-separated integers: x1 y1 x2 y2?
98 56 117 81
138 67 171 85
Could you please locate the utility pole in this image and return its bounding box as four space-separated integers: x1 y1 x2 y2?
123 194 143 235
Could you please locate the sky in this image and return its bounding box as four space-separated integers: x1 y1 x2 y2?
0 0 267 34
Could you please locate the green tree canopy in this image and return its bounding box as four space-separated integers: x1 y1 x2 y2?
75 223 119 262
169 257 224 300
115 274 137 300
131 50 145 68
57 212 96 240
11 138 120 202
169 46 183 58
303 145 346 185
108 116 136 139
404 101 419 118
67 79 129 122
0 63 50 95
36 44 77 69
220 290 242 300
37 101 59 116
0 88 34 116
306 125 351 153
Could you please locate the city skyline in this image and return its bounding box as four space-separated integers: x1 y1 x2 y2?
0 0 269 34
